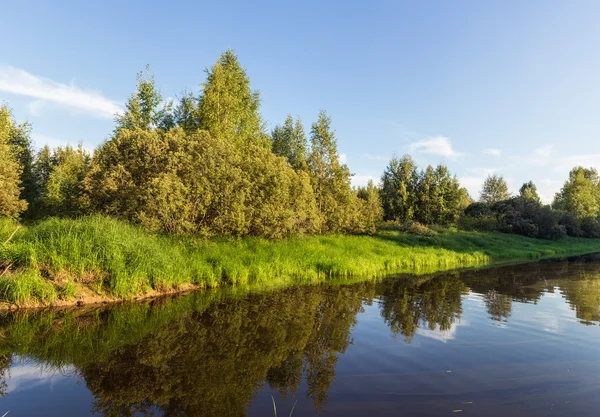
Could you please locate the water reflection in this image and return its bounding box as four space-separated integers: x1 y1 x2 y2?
0 255 599 416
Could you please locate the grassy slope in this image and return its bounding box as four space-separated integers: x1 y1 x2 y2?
1 215 599 306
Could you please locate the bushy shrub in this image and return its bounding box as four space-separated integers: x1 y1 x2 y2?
400 221 437 237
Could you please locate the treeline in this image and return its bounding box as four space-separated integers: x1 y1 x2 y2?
1 49 599 241
0 51 381 238
380 155 471 226
460 169 600 239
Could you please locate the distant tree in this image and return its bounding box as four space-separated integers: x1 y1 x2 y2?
44 145 91 216
271 115 308 171
380 155 418 222
0 107 27 218
198 50 266 146
355 179 383 234
480 174 510 204
458 187 473 211
432 164 464 226
174 91 199 133
519 181 541 204
114 65 163 133
415 165 437 224
307 111 354 233
553 167 600 219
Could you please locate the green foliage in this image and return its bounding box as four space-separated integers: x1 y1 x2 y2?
0 269 56 305
493 197 566 240
0 106 27 219
43 145 91 216
519 181 541 204
85 128 174 220
307 111 356 233
355 179 383 234
480 174 510 204
553 166 600 219
271 114 308 171
198 49 266 146
114 65 164 132
380 155 418 222
380 156 466 227
3 216 600 305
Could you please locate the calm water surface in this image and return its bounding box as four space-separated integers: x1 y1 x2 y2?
1 255 600 416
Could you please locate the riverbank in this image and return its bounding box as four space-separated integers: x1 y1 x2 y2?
1 215 599 308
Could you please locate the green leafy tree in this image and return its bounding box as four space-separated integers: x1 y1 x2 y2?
480 174 510 204
0 105 39 215
415 165 437 224
307 111 355 233
198 50 266 146
271 115 308 171
355 179 383 234
85 128 174 221
432 164 463 226
553 167 600 219
44 145 91 216
519 181 541 204
0 106 27 218
174 91 200 132
380 155 418 222
114 65 163 133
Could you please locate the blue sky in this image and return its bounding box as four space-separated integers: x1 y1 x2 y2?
2 0 600 202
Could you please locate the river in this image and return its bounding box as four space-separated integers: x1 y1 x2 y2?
0 254 599 416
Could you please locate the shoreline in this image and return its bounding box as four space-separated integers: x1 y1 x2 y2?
2 248 598 312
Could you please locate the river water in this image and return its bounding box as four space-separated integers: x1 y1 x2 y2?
0 254 599 416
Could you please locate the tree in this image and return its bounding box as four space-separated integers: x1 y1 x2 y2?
307 111 354 233
174 91 199 133
553 167 600 219
0 105 39 215
519 181 541 204
415 165 437 224
198 50 266 146
114 65 163 133
44 145 91 216
271 115 308 171
432 164 463 226
380 155 417 222
355 179 383 234
480 174 510 204
0 106 27 218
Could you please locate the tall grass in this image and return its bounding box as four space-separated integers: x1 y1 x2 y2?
0 215 599 305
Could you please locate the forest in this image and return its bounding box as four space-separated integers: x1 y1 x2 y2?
1 50 600 305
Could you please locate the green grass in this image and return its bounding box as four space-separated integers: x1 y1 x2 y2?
0 215 599 306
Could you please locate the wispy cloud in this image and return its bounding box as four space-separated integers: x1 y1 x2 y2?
0 65 121 119
361 153 389 161
482 148 502 157
409 136 464 159
339 153 347 164
534 144 554 159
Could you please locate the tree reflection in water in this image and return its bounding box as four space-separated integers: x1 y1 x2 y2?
0 255 599 415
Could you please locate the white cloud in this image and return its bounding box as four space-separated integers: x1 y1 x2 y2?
534 144 554 159
361 153 389 161
351 174 377 187
0 65 122 119
482 148 502 157
408 136 464 159
415 320 468 343
339 153 347 164
465 167 498 176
